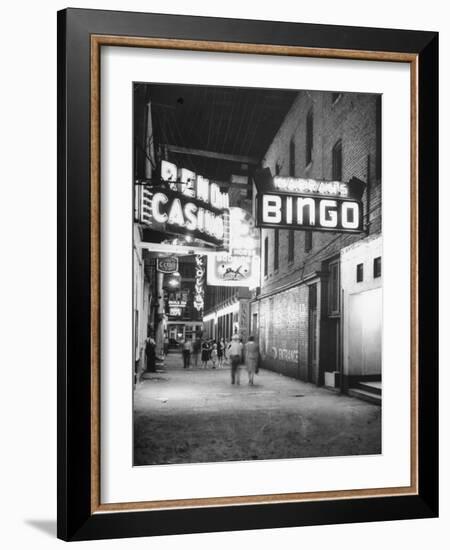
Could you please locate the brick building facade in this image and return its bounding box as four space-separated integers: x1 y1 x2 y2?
251 90 382 390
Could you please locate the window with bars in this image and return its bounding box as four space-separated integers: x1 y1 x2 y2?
332 139 343 181
373 257 382 278
289 139 295 177
305 230 312 252
306 109 313 165
288 230 294 262
274 229 279 271
328 260 340 315
356 263 364 283
264 236 269 277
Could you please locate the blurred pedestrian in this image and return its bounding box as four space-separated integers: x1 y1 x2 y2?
182 337 192 369
227 334 243 385
192 336 201 367
245 335 260 385
145 335 156 373
218 338 225 367
211 342 218 369
201 339 210 368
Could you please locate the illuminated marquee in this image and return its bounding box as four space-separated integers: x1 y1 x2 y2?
272 176 349 197
258 193 362 232
255 173 364 233
136 160 230 247
207 207 260 288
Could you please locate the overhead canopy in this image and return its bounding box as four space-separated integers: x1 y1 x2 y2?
134 82 297 183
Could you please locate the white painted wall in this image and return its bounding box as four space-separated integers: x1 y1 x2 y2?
341 235 382 377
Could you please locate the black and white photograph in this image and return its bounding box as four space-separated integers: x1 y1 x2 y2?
132 83 382 466
0 0 442 546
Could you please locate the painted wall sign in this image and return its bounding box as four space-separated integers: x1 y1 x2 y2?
156 256 179 273
207 208 260 287
208 253 258 286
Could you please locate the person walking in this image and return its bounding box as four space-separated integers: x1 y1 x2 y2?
210 342 218 369
182 337 192 369
145 335 156 373
244 335 260 385
217 338 225 368
201 339 210 368
223 338 229 365
227 334 243 385
192 336 201 368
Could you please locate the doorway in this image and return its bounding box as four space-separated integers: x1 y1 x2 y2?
308 283 318 383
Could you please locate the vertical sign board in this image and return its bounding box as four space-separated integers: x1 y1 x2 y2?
207 208 260 288
255 172 365 233
194 255 206 313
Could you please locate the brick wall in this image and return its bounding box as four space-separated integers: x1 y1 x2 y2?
256 284 310 380
253 90 381 383
259 90 381 297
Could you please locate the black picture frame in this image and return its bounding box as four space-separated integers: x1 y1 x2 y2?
57 8 438 541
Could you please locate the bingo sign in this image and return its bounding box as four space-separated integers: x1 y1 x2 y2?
255 169 365 234
156 256 178 274
207 207 260 288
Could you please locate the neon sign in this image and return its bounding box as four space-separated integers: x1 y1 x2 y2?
150 191 226 240
254 170 365 233
169 307 183 317
257 193 363 232
136 161 230 247
156 256 179 274
207 208 260 288
272 177 349 197
193 255 205 312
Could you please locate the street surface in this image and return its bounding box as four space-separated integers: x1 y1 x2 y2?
133 352 381 466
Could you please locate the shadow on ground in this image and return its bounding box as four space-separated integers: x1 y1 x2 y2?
25 519 56 538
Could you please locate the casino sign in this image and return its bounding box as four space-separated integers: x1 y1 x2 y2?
135 160 230 248
254 168 365 234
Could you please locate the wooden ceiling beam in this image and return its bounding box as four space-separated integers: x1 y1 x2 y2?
163 144 259 165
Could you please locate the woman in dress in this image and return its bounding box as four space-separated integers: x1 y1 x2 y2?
244 335 259 386
217 338 225 368
201 339 210 368
210 342 218 369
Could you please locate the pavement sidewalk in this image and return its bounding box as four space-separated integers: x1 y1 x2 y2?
134 352 381 466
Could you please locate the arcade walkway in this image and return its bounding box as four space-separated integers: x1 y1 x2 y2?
133 352 381 465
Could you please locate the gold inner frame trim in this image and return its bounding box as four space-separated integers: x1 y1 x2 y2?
90 34 419 514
